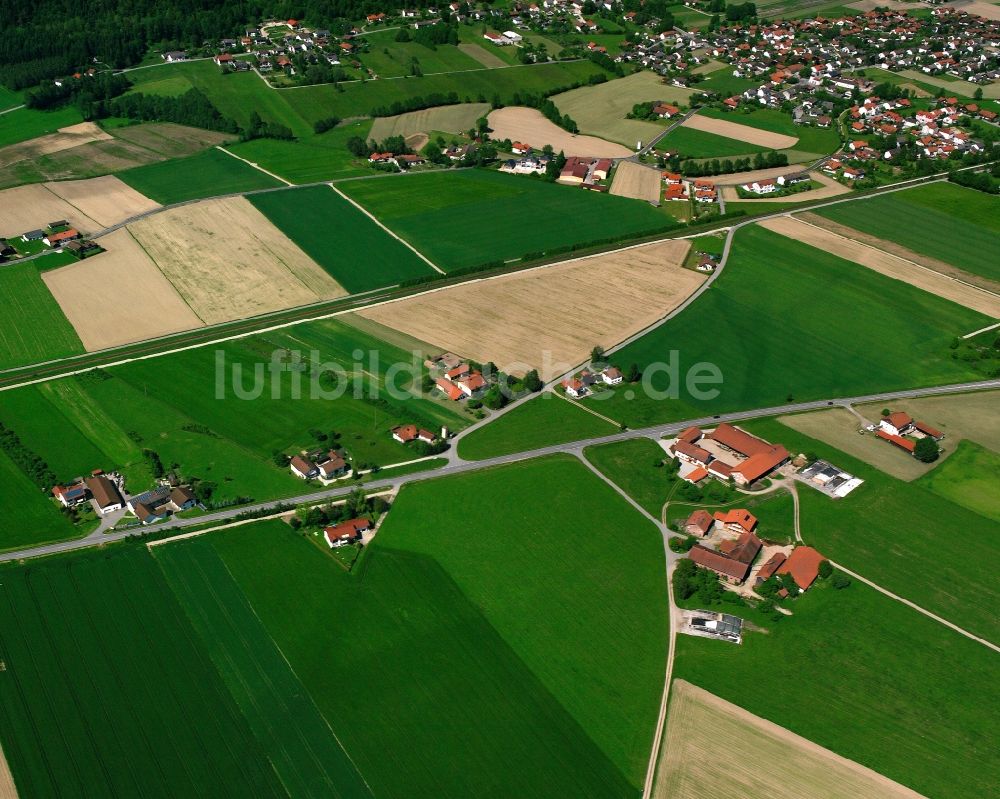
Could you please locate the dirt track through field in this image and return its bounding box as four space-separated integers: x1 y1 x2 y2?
720 171 849 203
799 211 1000 293
488 106 633 157
0 184 100 238
610 161 662 203
0 122 111 168
45 175 160 227
759 216 1000 318
681 114 798 149
359 238 699 380
42 228 204 350
129 196 346 325
654 680 927 799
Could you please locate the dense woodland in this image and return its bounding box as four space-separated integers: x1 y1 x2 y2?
0 0 438 89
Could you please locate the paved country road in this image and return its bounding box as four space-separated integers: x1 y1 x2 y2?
3 378 997 565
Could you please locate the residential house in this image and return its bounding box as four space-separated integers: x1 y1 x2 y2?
601 367 623 385
713 509 758 534
684 509 715 537
562 378 588 398
324 518 371 548
43 228 80 247
879 411 912 437
776 545 824 591
85 474 124 514
290 455 319 479
318 452 349 479
52 480 88 507
392 425 437 444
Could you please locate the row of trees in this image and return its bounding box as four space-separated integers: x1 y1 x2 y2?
678 151 789 178
0 422 55 490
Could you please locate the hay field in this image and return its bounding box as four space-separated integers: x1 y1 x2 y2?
487 107 632 157
759 216 1000 318
720 171 848 202
110 122 231 157
654 680 926 799
458 43 507 68
0 184 99 237
129 196 346 324
359 238 698 379
681 113 798 149
609 161 662 202
369 103 490 141
42 228 204 350
0 122 110 168
45 175 160 227
554 72 690 147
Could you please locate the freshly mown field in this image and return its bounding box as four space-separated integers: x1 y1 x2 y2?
745 418 1000 644
0 105 83 149
0 547 286 798
673 578 1000 799
0 319 467 548
248 185 435 292
659 125 769 158
368 103 489 142
0 261 83 370
118 146 283 204
211 455 667 796
595 224 989 427
226 119 374 184
458 393 619 460
813 182 1000 283
340 169 676 270
916 439 1000 523
583 437 672 516
155 541 373 798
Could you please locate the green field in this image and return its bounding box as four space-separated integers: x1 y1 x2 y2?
248 185 435 292
661 125 768 158
668 491 797 544
813 182 1000 283
208 454 667 795
0 448 76 551
694 66 761 98
118 147 284 203
458 394 619 460
0 261 83 370
0 547 286 798
0 105 84 149
744 418 1000 643
360 33 483 78
699 107 840 159
592 224 988 428
155 541 373 798
225 119 373 183
917 439 1000 523
673 578 1000 799
0 319 467 547
0 86 22 111
583 437 672 516
341 169 677 270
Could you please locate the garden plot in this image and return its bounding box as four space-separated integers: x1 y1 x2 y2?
359 239 698 379
128 196 346 325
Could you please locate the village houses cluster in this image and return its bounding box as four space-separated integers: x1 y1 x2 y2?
52 470 198 525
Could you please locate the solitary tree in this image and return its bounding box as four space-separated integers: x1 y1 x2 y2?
818 559 833 579
626 363 641 383
591 345 606 364
914 436 940 463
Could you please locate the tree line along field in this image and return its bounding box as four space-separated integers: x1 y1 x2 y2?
743 417 1000 643
248 185 436 292
0 547 287 798
0 319 468 550
812 182 1000 284
340 169 677 271
593 223 991 428
204 454 668 797
118 146 284 204
0 261 83 370
673 575 1000 799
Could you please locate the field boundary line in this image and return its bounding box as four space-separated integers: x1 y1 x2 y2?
552 389 622 428
329 184 445 274
787 214 1000 303
215 145 293 186
962 321 1000 339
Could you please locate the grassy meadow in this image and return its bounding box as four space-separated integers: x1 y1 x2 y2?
0 547 286 798
673 577 1000 799
661 125 768 158
0 105 84 149
583 437 673 516
458 394 620 460
593 224 989 427
118 146 283 203
917 439 1000 522
359 33 483 77
699 106 841 158
745 418 1000 643
340 169 676 270
813 182 1000 283
0 261 83 370
248 185 436 291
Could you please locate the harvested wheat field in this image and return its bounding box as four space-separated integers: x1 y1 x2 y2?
487 107 632 157
42 228 204 351
369 103 490 141
610 161 662 203
0 742 18 799
759 216 1000 318
359 239 698 379
720 171 849 203
654 681 926 799
45 175 160 227
0 122 111 168
957 1 1000 21
129 196 346 325
0 184 99 238
682 114 798 149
